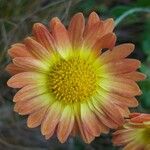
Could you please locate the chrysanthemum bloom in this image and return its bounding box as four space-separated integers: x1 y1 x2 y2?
6 12 145 143
113 113 150 150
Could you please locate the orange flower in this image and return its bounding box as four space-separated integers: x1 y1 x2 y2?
113 113 150 150
6 12 145 143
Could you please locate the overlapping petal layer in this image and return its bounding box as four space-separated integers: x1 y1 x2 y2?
7 12 145 143
113 113 150 150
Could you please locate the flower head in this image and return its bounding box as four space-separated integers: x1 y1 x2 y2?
7 12 145 143
113 113 150 150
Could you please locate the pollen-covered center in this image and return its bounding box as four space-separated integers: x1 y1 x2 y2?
49 57 97 103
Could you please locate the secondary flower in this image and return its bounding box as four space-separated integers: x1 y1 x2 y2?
6 12 145 143
113 113 150 150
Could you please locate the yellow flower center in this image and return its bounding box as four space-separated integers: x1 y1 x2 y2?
49 57 98 103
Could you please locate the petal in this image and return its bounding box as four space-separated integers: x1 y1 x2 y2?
100 43 135 63
41 102 62 136
74 104 95 143
83 22 104 49
120 72 146 81
13 84 48 102
92 33 116 56
131 114 150 123
102 18 115 34
24 37 51 60
50 17 71 58
13 57 50 73
57 105 74 143
68 12 85 49
81 102 101 137
8 43 33 58
7 72 47 88
98 59 141 76
84 12 100 36
14 93 51 115
107 92 138 107
6 63 24 75
99 77 141 97
27 105 49 128
33 23 55 51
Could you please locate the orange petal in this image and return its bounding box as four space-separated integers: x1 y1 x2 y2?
107 92 138 107
84 12 100 36
27 106 49 128
41 102 62 136
68 12 85 49
50 17 71 58
100 43 135 63
92 33 116 56
14 94 50 115
6 63 24 75
24 37 51 60
130 113 150 123
7 72 46 88
102 18 115 34
8 43 33 58
120 72 146 81
13 84 48 102
13 57 49 73
74 104 95 143
99 77 141 97
57 106 74 143
81 103 101 137
83 22 104 49
33 23 55 51
98 59 141 76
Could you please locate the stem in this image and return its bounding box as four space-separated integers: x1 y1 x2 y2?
115 8 150 26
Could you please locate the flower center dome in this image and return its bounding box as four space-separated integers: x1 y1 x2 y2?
49 57 98 103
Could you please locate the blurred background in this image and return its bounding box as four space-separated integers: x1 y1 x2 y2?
0 0 150 149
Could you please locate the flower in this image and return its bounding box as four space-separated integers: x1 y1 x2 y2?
113 113 150 150
6 12 146 143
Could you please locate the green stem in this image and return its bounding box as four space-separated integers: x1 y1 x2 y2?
115 8 150 26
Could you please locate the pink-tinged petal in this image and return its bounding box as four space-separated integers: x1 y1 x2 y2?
74 104 95 143
92 33 116 56
33 23 55 51
81 102 101 137
14 93 50 115
83 22 104 49
130 114 150 123
100 101 124 126
57 106 74 143
99 77 141 97
8 43 33 58
98 59 141 76
7 72 47 88
115 105 130 118
71 120 79 136
13 57 50 73
129 113 141 118
50 17 71 57
100 43 135 63
103 18 115 34
113 129 134 145
27 105 49 128
68 13 85 49
24 37 51 60
91 99 118 129
120 72 146 81
107 92 138 107
41 102 62 136
13 84 48 102
84 12 100 36
6 63 24 75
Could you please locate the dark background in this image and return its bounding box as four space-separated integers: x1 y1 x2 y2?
0 0 150 149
